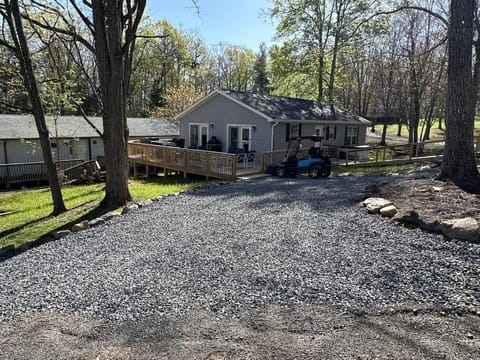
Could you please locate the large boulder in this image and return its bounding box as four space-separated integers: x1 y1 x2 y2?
363 197 393 214
439 217 480 243
380 204 398 218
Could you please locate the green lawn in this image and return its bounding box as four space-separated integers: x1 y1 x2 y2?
379 118 480 140
0 176 212 249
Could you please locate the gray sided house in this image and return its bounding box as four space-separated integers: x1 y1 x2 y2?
176 90 371 155
0 114 178 165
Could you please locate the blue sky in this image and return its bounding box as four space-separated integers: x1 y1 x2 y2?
146 0 276 50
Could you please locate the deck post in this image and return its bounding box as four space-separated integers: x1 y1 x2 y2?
205 152 210 180
232 155 237 179
183 149 187 179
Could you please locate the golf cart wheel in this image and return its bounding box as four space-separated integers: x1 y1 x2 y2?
308 165 320 178
320 166 331 178
276 166 287 177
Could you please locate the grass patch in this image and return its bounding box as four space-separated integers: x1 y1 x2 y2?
376 118 480 141
0 175 213 249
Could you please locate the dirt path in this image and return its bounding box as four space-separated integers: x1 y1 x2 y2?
1 306 478 359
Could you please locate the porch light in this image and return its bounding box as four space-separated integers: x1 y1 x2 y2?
210 123 214 128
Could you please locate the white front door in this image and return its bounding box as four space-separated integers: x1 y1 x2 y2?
228 125 252 152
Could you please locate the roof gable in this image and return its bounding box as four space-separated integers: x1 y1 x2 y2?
175 89 272 122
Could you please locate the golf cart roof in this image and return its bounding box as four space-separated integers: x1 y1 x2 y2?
289 136 324 142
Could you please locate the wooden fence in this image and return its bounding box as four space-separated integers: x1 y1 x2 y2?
0 159 84 185
341 140 446 166
259 139 480 169
127 142 238 180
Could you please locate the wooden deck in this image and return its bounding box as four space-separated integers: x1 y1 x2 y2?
128 142 242 180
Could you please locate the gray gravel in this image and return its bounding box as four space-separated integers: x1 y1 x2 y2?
0 174 479 322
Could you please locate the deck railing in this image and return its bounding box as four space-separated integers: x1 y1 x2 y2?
0 159 84 185
341 140 446 166
259 140 476 168
63 160 100 183
128 142 238 180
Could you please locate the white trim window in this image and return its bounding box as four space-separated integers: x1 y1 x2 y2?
227 124 252 152
345 126 359 145
189 123 209 148
315 125 336 140
290 123 300 138
327 126 336 140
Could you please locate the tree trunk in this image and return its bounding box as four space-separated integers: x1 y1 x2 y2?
328 35 339 103
7 0 66 215
317 52 324 102
397 122 403 137
379 124 388 146
92 0 131 209
440 0 479 182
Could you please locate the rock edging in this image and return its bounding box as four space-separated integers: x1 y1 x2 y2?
362 197 480 244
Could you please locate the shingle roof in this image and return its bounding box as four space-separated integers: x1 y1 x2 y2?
222 90 371 124
0 115 179 140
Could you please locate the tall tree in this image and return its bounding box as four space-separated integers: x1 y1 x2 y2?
0 0 66 215
211 43 255 91
91 0 146 208
440 0 479 183
270 0 381 102
253 42 270 94
130 20 191 116
28 0 147 209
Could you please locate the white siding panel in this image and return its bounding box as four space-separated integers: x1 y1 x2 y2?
6 139 43 163
90 138 104 160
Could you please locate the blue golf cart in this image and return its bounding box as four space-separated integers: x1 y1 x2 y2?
276 136 331 178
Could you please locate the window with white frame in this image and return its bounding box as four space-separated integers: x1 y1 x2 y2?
189 124 208 148
327 126 336 140
290 123 300 138
345 126 358 145
315 126 336 140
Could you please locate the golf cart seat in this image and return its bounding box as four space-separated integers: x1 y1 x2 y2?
309 146 322 158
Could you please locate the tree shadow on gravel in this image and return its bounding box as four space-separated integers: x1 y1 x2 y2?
0 204 111 262
189 175 379 211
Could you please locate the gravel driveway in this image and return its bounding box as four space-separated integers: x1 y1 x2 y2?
0 174 479 359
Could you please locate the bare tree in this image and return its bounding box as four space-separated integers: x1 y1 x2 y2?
0 0 66 215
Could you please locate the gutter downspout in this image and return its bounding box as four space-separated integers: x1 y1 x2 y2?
270 120 278 151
